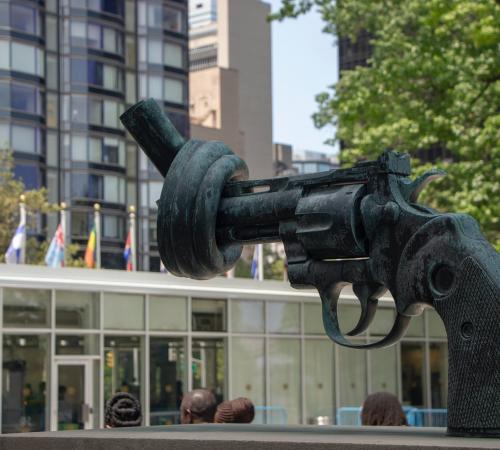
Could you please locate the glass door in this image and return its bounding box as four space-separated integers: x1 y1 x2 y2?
53 360 93 430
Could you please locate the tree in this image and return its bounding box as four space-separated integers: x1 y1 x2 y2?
0 149 83 265
272 0 500 249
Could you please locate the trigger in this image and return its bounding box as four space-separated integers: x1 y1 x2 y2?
346 283 385 336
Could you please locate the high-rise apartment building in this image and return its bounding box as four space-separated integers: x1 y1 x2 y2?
0 0 189 271
189 0 273 179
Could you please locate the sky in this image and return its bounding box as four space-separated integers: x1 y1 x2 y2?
265 0 339 154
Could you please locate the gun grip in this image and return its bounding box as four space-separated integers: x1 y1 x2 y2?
433 256 500 437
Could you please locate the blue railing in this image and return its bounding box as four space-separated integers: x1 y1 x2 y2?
336 406 447 427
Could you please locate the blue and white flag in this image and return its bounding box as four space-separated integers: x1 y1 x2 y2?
251 244 262 280
45 224 65 268
5 218 26 264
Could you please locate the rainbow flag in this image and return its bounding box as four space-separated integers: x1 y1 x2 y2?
123 230 132 271
84 226 96 268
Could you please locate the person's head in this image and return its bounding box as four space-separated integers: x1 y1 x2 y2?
361 392 408 426
105 392 142 428
214 397 255 424
180 389 217 424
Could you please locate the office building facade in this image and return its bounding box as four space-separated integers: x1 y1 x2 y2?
0 0 189 271
189 0 274 179
0 264 448 432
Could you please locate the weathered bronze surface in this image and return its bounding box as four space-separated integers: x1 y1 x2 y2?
121 99 500 437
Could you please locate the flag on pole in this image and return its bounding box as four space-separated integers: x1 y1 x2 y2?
84 226 96 268
251 244 263 280
5 220 26 264
45 224 65 268
124 230 133 271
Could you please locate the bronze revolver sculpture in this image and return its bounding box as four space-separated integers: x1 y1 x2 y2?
121 99 500 437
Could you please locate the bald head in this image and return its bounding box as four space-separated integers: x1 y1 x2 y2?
180 389 217 424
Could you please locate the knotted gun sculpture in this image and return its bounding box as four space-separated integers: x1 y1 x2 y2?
121 99 499 437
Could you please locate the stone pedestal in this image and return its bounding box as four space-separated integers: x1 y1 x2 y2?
0 425 498 450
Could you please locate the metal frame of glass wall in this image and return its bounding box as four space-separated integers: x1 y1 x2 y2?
0 265 448 432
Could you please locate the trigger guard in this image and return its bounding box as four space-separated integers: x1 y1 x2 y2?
319 284 411 349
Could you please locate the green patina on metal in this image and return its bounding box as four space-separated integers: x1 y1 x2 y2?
121 99 500 437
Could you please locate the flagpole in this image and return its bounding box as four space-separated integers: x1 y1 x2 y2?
60 202 67 265
94 203 101 269
129 205 136 271
258 243 264 281
19 194 26 264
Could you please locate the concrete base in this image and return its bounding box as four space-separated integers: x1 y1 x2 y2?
0 425 498 450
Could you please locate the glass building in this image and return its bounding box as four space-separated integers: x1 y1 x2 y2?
0 0 189 270
0 264 448 432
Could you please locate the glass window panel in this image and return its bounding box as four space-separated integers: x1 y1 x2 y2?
150 338 186 425
125 0 135 32
0 41 10 69
304 303 323 335
0 83 9 110
56 335 99 355
36 48 44 77
56 291 99 328
126 35 136 68
11 4 36 34
164 78 184 104
46 93 58 128
148 76 163 99
148 39 162 64
12 125 36 153
2 335 48 432
11 84 37 114
149 295 187 331
164 42 183 68
191 338 225 403
103 137 119 164
148 181 162 208
338 304 366 336
103 65 117 90
305 340 334 424
267 302 299 334
0 123 9 149
164 7 184 33
126 72 136 104
103 215 118 238
71 95 87 123
269 339 300 424
370 346 398 395
103 100 118 127
430 342 448 408
14 164 40 190
138 37 147 63
103 293 144 330
71 211 90 237
405 313 425 337
72 136 87 161
338 346 366 407
192 298 226 332
401 342 426 407
231 338 265 412
71 21 86 40
87 24 101 49
104 175 119 202
148 4 163 28
369 306 395 336
231 300 264 333
89 137 101 162
11 42 36 74
89 98 102 124
103 27 117 53
46 132 58 166
46 16 57 51
427 309 447 338
46 55 58 90
104 336 142 413
3 288 51 328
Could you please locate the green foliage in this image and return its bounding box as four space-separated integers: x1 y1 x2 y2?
273 0 500 249
0 149 84 265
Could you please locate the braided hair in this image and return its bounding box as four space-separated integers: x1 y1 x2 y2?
105 392 142 428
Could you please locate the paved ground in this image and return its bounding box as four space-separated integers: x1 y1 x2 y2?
0 424 499 450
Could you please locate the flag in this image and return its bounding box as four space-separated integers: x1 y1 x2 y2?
251 245 260 280
123 230 132 271
45 224 65 268
84 226 96 268
5 219 26 264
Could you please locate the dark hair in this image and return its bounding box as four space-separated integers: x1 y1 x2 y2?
105 392 142 428
180 389 217 423
214 397 255 424
361 392 407 426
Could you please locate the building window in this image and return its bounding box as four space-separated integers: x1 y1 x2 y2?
192 298 226 332
72 135 126 167
71 172 126 204
2 335 48 433
70 21 123 55
192 338 225 403
75 0 125 17
70 95 124 128
139 75 186 105
231 300 264 333
0 124 44 154
0 82 43 115
3 288 51 328
149 295 187 331
266 302 300 334
139 38 185 69
164 6 185 34
14 164 42 190
56 291 100 329
138 2 186 34
0 3 43 36
70 59 124 92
